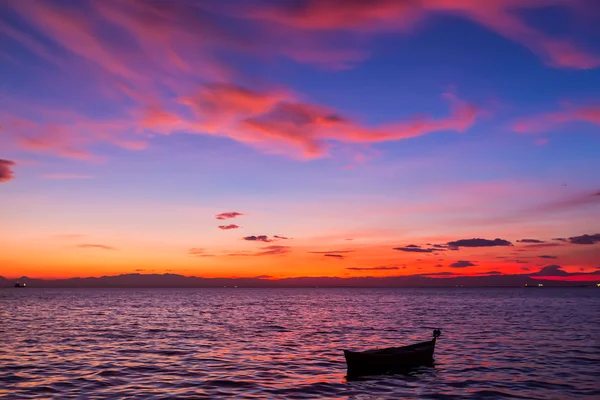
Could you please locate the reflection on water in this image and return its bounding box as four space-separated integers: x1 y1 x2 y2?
1 288 599 399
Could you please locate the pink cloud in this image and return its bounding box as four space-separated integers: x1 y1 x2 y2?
216 212 244 220
218 224 240 230
166 84 479 159
0 112 148 160
515 105 600 133
0 159 16 182
249 0 600 70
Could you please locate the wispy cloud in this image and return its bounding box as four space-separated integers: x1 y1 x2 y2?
77 244 115 250
324 254 344 258
188 248 215 257
248 0 600 69
347 266 399 271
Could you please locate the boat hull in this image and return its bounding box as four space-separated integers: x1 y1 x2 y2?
344 339 436 377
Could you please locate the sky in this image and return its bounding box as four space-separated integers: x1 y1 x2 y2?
1 0 599 280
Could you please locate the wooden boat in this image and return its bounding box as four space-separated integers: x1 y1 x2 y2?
344 329 441 376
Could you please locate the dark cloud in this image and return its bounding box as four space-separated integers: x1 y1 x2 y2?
480 271 502 275
254 275 273 279
274 235 289 239
243 235 272 242
0 159 16 182
450 260 477 268
517 239 545 243
568 233 600 245
77 244 115 250
447 238 513 248
394 246 435 253
324 254 344 258
218 224 240 230
553 238 568 242
531 265 569 276
347 266 399 271
539 255 558 259
308 250 354 254
216 212 243 220
435 264 443 267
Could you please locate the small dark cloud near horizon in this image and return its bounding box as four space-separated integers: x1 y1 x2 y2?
531 265 568 276
308 250 354 254
77 244 115 250
0 159 16 182
273 235 289 239
216 211 243 220
568 233 600 245
480 271 502 275
553 238 568 242
539 255 558 259
254 275 273 279
394 246 435 253
517 239 545 243
218 224 240 230
347 266 398 271
243 235 272 242
435 264 443 267
324 254 344 258
450 260 476 268
447 238 513 248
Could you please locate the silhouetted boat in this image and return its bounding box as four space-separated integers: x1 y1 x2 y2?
14 282 27 288
343 329 441 376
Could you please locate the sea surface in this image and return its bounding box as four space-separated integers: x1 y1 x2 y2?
1 288 599 399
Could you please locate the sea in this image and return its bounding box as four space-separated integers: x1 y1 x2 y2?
1 288 599 399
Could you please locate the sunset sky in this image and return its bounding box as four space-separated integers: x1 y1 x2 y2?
1 0 599 280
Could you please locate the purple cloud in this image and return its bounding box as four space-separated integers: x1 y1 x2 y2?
218 224 240 230
568 234 600 245
243 235 272 242
0 159 16 182
216 212 243 220
450 260 477 268
447 238 513 248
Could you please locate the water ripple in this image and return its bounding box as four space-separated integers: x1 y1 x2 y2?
1 287 599 399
